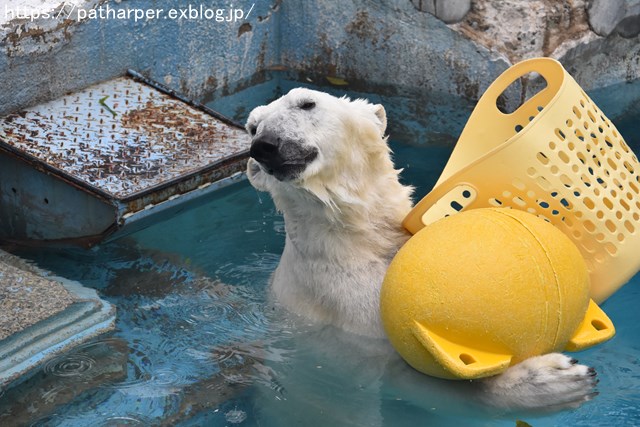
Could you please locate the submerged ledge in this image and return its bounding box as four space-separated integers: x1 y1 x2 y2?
0 250 115 390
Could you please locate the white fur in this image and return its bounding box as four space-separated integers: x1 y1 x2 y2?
246 88 597 409
247 88 412 338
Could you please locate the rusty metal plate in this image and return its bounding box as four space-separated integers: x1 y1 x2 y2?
0 75 249 200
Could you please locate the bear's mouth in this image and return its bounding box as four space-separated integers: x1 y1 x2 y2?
250 137 318 181
261 152 317 181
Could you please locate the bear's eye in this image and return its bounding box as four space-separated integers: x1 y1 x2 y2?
299 100 316 111
249 125 257 136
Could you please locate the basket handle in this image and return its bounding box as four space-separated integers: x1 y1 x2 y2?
404 182 478 234
404 59 568 235
481 57 565 119
434 58 567 189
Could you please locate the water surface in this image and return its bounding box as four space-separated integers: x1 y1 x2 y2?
0 77 639 426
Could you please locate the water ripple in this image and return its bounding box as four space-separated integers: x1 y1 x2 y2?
98 416 148 426
44 354 95 378
114 341 193 396
225 409 247 424
40 384 69 405
185 298 234 327
41 336 195 397
30 414 152 427
30 413 63 427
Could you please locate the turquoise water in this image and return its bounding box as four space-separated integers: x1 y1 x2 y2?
0 78 639 426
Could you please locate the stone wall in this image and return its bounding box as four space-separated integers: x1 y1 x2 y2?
279 0 510 101
448 0 640 93
0 0 638 116
279 0 639 100
0 0 281 116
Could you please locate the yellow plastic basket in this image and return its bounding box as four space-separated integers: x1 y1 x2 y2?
404 58 640 303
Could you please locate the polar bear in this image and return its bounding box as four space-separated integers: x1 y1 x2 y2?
245 87 598 410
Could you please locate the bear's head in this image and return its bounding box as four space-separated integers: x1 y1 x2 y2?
245 88 392 206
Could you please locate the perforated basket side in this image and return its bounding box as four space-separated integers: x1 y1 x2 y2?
405 59 640 302
512 88 640 301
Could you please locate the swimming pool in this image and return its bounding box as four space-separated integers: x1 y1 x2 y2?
1 77 639 426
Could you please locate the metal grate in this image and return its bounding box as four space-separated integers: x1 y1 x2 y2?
0 76 248 199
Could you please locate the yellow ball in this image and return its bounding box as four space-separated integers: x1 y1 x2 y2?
381 208 597 380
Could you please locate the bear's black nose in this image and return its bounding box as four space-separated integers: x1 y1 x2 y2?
250 133 284 173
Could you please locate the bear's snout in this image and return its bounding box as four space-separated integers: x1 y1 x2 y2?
249 131 318 181
249 134 283 169
250 132 284 174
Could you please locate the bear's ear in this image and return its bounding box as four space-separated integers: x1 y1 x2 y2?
373 104 387 135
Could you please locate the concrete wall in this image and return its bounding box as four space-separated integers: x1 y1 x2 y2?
449 0 640 95
279 0 510 101
1 0 639 117
0 0 281 116
279 0 640 99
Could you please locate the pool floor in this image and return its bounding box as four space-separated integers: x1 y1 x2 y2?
0 78 639 426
